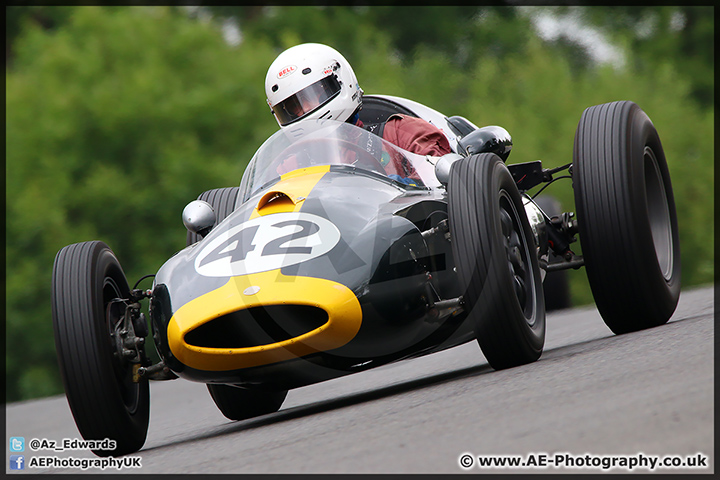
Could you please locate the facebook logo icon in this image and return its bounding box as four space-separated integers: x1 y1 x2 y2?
10 455 24 470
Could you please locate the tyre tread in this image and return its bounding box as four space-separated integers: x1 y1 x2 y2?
573 101 680 333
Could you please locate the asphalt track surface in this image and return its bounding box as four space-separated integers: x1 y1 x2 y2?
6 285 714 474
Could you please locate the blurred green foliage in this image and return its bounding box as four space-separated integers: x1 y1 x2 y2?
5 6 713 401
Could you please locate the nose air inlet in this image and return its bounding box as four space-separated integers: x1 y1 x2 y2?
166 269 362 371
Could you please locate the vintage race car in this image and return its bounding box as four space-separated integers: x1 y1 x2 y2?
52 95 681 456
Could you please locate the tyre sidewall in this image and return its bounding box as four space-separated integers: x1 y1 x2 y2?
485 162 545 352
92 247 150 435
52 241 149 456
573 101 681 332
449 154 545 367
628 107 682 306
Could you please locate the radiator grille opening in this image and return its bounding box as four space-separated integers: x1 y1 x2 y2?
184 305 329 349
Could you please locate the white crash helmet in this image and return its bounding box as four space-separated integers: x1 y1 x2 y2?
265 43 363 128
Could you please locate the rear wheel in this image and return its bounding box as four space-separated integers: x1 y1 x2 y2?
573 101 680 334
52 241 149 456
448 153 545 370
186 187 240 245
207 384 287 421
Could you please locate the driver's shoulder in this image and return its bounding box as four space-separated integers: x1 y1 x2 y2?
385 113 445 140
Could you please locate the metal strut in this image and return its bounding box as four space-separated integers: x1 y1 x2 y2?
136 362 178 381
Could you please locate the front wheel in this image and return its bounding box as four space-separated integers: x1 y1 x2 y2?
448 153 545 370
573 101 681 334
52 241 149 456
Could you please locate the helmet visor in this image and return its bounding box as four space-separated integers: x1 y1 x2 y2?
272 75 342 126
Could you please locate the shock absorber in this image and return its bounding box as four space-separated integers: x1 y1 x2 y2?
546 212 584 270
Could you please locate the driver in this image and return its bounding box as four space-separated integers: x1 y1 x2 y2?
265 43 453 183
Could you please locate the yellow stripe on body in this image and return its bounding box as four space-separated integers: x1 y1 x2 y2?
250 165 330 218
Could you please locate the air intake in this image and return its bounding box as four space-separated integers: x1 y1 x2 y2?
184 305 329 349
257 191 295 211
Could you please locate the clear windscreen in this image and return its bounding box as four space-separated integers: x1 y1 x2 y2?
239 121 441 201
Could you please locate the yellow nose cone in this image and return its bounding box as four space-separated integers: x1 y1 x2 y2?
167 269 362 371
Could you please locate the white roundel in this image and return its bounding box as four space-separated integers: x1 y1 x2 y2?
194 212 341 277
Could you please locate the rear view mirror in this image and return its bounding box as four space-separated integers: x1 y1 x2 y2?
182 200 216 238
